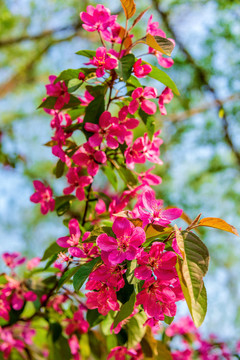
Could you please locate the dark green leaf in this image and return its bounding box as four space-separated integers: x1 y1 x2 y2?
83 95 105 128
126 312 147 348
55 69 82 82
117 275 134 304
49 322 62 343
56 266 81 290
86 85 108 97
55 159 65 179
138 108 155 140
68 107 85 121
113 291 136 328
73 257 101 292
61 94 81 109
42 242 64 261
49 335 72 360
87 309 105 328
55 195 75 217
38 96 57 109
164 315 174 325
67 78 82 93
117 54 135 81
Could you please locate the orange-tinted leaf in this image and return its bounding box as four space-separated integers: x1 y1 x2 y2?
145 224 171 238
145 33 174 56
120 0 136 19
123 35 132 48
198 217 239 236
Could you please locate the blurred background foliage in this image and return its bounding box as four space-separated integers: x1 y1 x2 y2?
1 0 240 342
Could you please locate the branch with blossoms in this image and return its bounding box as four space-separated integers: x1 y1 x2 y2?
0 1 239 359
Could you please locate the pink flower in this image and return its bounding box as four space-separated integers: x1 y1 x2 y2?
30 180 55 215
68 335 81 360
86 283 119 315
72 142 107 176
88 264 125 291
147 15 166 37
2 253 26 269
65 307 89 335
47 294 68 314
85 111 125 149
134 242 177 281
133 59 152 78
0 327 25 360
0 295 10 322
95 199 106 214
57 219 80 248
63 167 93 201
172 349 192 360
166 316 197 337
78 72 85 80
86 47 118 77
138 167 162 186
68 231 99 259
102 23 123 44
96 217 146 265
124 131 163 170
107 346 138 360
26 257 41 271
136 278 177 321
149 47 174 68
128 87 157 115
45 75 70 110
135 189 182 228
79 90 94 106
158 87 173 115
80 5 117 33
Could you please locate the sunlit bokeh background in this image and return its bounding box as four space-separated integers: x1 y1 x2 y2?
1 0 240 343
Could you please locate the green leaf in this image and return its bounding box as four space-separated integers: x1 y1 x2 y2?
75 50 96 58
175 227 209 327
117 54 135 81
73 257 101 292
83 95 105 127
49 322 62 343
54 159 65 178
61 94 81 109
126 75 142 90
113 291 136 329
49 335 72 360
55 195 75 216
101 165 118 191
68 107 86 120
67 78 82 93
42 242 64 261
86 85 108 97
117 275 134 304
38 96 57 109
56 266 81 290
55 69 82 82
117 165 138 187
126 312 147 348
87 309 105 328
143 62 180 96
164 315 174 325
138 108 155 139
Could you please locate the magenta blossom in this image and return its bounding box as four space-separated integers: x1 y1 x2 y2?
95 199 106 215
133 59 152 78
86 47 118 77
124 131 163 170
107 346 138 360
68 335 80 360
80 5 117 33
68 231 99 259
30 180 55 215
138 167 162 186
0 327 25 360
57 219 80 248
88 263 125 291
45 75 70 110
2 253 26 269
2 278 37 311
135 242 177 281
63 167 93 201
72 142 107 176
65 307 89 335
26 257 41 271
0 295 10 322
158 87 173 115
102 23 123 44
128 87 157 115
96 217 146 265
86 283 119 315
136 278 177 321
79 90 94 106
135 189 182 228
149 47 174 68
85 111 125 149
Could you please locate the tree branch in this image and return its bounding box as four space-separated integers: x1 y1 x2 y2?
152 0 240 167
166 93 240 122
